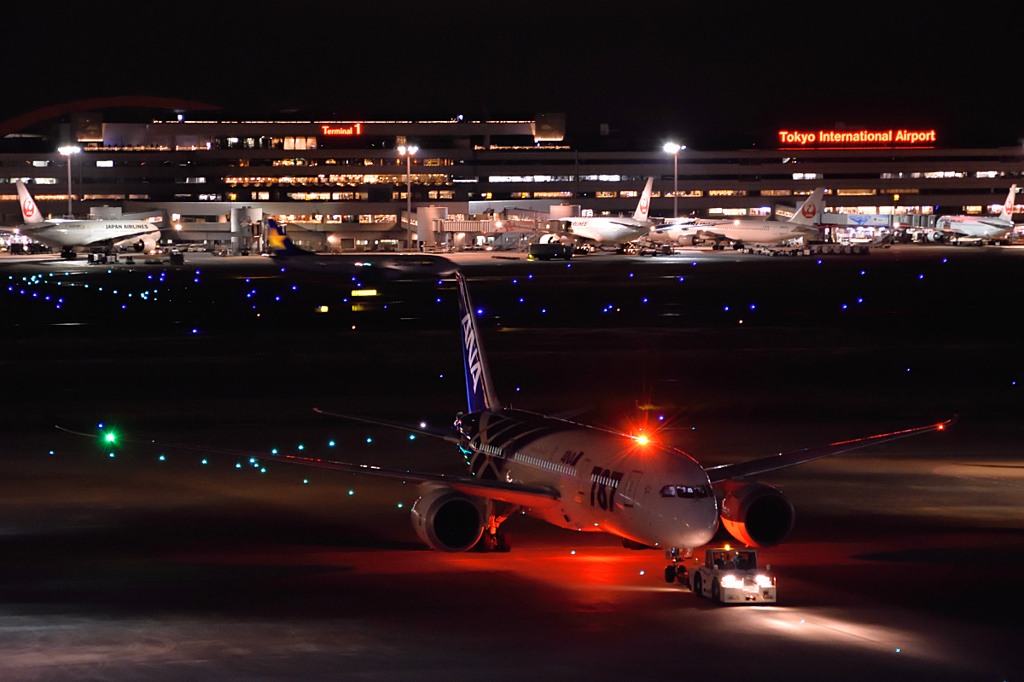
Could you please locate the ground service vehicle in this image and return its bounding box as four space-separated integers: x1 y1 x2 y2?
690 548 777 604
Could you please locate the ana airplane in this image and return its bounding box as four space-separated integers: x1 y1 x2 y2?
8 181 163 259
930 185 1018 244
70 272 948 584
551 177 656 248
649 188 828 250
266 219 456 280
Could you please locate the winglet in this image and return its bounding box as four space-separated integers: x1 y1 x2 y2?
455 273 501 413
16 181 44 224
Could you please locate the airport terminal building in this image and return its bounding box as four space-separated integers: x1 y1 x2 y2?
1 97 1021 250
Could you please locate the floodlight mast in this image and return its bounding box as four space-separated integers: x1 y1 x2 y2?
58 145 81 217
398 144 419 249
663 142 685 219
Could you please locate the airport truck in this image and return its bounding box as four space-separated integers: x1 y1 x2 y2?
690 548 777 604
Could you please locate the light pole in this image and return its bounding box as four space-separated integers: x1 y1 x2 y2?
397 144 418 250
58 145 81 217
662 142 685 219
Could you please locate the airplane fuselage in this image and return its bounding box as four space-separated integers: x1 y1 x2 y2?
651 221 813 247
564 218 647 245
935 216 1014 240
21 219 159 249
458 409 719 549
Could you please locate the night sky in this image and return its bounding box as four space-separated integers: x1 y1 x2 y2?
5 2 1019 148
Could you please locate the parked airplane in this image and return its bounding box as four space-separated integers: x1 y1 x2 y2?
550 177 655 247
61 274 950 583
649 188 828 250
267 219 456 280
931 185 1017 244
8 181 163 259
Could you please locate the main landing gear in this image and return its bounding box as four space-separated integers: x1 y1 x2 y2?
664 547 692 585
60 249 77 260
474 502 518 553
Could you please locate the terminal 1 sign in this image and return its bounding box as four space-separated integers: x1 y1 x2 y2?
778 129 937 147
321 123 363 136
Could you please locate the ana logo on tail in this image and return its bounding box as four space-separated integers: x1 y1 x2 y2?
461 313 482 395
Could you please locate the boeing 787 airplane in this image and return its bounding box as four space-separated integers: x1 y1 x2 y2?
62 274 950 583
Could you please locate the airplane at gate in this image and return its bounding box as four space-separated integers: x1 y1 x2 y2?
649 188 828 249
7 181 162 258
553 177 656 247
931 185 1018 244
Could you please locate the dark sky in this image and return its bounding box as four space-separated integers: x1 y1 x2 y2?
5 1 1020 148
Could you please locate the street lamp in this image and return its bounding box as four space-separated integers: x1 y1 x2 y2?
58 145 81 217
398 144 418 250
662 142 686 219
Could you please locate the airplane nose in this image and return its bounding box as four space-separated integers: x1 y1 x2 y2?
679 496 718 547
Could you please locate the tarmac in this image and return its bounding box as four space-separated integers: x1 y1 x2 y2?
1 244 1021 680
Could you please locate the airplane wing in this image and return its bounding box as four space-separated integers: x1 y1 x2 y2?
704 417 954 484
55 425 561 509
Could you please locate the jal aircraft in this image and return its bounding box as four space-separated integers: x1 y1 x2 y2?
80 272 947 583
649 187 828 249
8 181 163 259
932 184 1017 243
552 177 656 247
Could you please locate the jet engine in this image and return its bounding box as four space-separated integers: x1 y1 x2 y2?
411 487 485 552
676 234 697 247
719 482 795 548
926 231 945 243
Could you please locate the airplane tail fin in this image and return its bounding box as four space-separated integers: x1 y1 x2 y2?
632 177 655 222
455 273 501 413
998 184 1017 222
16 181 44 224
266 219 312 256
788 187 826 226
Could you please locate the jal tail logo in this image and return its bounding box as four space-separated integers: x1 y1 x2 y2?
461 313 482 395
23 198 35 219
801 201 817 220
639 195 650 214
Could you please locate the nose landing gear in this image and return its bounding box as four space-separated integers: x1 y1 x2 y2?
664 547 692 584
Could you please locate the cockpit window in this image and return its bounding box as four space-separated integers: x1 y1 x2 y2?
661 485 710 499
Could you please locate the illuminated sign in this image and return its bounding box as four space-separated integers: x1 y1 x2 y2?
321 123 362 136
778 129 936 147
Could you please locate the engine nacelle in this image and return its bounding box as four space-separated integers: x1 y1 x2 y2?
410 487 485 552
676 234 696 247
926 230 945 243
719 482 795 548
